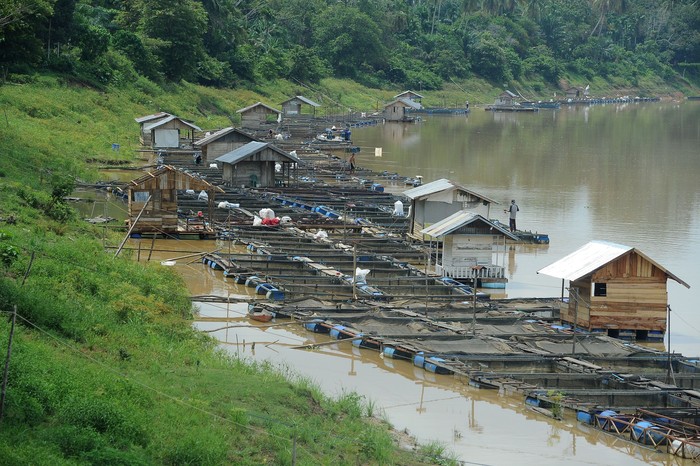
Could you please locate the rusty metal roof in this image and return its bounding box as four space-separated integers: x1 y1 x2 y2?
403 178 499 204
420 210 518 240
537 240 690 288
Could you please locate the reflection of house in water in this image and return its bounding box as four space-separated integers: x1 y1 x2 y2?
125 165 223 236
538 240 690 340
236 102 281 130
403 178 499 238
420 211 518 287
215 141 301 188
194 127 258 165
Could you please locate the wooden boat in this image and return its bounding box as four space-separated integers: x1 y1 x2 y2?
249 309 274 322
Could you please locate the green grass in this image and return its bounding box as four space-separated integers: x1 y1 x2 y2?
0 71 694 464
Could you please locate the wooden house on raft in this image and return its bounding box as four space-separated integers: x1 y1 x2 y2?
493 90 519 107
194 127 257 165
280 96 320 118
421 211 518 286
393 90 424 105
140 115 201 149
125 165 224 236
135 112 171 145
215 141 301 188
403 179 499 239
236 102 281 130
382 98 422 122
537 240 690 341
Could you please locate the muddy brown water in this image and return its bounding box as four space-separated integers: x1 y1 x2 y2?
122 241 689 465
88 101 700 464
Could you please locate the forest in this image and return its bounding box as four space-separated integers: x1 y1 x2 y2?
2 0 699 91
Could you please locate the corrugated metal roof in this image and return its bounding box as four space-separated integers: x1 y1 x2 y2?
384 98 422 110
194 127 257 147
420 210 518 239
135 112 170 124
126 165 224 192
236 102 281 114
215 141 302 165
281 95 320 107
393 90 424 99
537 240 690 288
402 178 499 204
143 115 202 132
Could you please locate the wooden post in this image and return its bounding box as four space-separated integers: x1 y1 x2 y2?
114 195 151 258
352 245 357 301
0 305 17 423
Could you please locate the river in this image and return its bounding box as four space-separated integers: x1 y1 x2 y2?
114 99 699 465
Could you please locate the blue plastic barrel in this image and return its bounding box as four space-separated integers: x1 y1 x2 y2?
413 352 425 368
330 325 347 339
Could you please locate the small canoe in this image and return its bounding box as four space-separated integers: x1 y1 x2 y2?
249 310 274 323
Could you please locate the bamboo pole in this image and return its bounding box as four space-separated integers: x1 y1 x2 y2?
114 195 151 258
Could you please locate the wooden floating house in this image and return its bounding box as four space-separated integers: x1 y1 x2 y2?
215 141 302 188
280 95 321 119
538 240 690 340
420 210 518 285
393 90 424 105
194 127 258 165
139 115 201 149
383 97 422 122
403 178 498 239
236 102 281 130
125 165 224 235
135 112 171 146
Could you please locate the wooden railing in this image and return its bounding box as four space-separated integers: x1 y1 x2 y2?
435 265 505 279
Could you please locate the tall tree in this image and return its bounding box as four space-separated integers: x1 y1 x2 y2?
140 0 208 82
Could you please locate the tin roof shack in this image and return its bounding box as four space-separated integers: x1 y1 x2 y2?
421 211 518 283
135 112 171 145
281 96 320 119
538 240 690 341
194 127 257 165
383 98 422 122
126 166 224 235
494 90 518 107
215 141 301 188
403 179 498 238
142 115 201 149
237 102 281 130
393 90 424 104
565 87 584 100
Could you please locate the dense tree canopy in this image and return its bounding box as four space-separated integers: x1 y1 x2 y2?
1 0 698 88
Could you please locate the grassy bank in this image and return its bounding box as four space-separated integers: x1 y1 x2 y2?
0 75 449 464
0 71 696 464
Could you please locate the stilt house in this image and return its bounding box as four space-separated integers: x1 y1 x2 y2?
236 102 281 130
383 98 422 122
537 240 690 340
194 127 258 165
125 165 224 235
403 179 498 239
141 115 201 149
215 141 301 188
421 211 518 283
